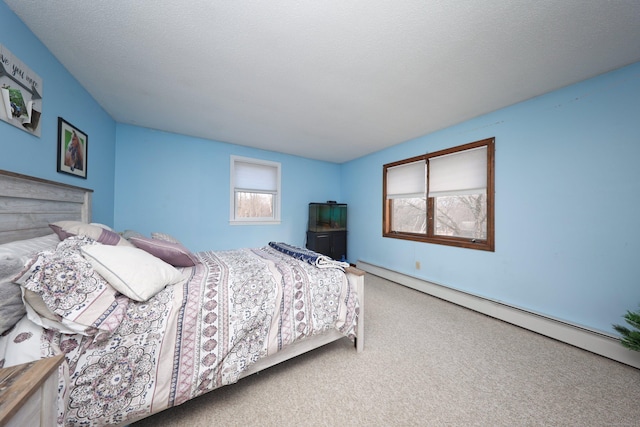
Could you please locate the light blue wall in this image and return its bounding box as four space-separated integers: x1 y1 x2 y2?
114 124 342 252
342 61 640 335
5 1 639 336
0 3 117 226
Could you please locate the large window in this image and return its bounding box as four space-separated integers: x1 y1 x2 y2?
383 138 494 251
230 155 281 224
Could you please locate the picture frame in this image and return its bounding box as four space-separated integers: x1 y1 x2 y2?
57 117 88 179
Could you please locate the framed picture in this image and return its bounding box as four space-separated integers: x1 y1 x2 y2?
57 117 88 179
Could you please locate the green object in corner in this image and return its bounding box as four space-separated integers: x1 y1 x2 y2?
613 307 640 352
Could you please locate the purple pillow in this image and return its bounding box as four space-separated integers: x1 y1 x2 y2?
129 236 198 267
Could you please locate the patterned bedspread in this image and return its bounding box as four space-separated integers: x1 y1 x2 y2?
33 245 358 426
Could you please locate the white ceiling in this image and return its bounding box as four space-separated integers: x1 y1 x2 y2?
5 1 640 163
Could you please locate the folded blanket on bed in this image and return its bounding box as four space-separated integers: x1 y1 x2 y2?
268 241 350 270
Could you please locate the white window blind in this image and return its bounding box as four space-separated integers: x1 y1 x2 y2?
230 155 281 224
386 160 426 199
234 161 278 192
428 146 487 197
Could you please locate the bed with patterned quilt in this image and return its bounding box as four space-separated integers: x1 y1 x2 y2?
0 170 364 427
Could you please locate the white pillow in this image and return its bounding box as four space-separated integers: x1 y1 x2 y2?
0 315 45 367
151 232 181 244
80 245 183 301
0 234 60 281
90 223 114 231
0 234 59 258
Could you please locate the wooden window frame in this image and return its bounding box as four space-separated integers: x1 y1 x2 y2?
383 137 495 251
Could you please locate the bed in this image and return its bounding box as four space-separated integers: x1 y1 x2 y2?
0 170 364 426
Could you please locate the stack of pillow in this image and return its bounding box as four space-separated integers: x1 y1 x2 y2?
48 221 200 301
1 221 200 346
0 234 60 336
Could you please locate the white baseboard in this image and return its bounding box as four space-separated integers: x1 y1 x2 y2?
357 260 640 370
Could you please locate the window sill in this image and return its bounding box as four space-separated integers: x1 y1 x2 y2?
229 220 281 226
383 232 494 252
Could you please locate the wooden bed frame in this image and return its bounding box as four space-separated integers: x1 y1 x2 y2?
0 171 92 244
0 169 364 388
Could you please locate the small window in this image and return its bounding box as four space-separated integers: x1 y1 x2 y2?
230 155 281 224
383 138 494 251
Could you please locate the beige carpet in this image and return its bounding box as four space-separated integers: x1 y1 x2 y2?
133 274 640 426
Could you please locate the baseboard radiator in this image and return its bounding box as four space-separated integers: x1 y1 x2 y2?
357 260 640 370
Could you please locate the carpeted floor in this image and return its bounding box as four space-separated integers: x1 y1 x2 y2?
133 274 640 426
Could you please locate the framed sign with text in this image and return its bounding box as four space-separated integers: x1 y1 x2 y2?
0 44 42 137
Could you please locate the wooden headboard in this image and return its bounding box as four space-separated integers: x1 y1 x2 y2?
0 170 93 244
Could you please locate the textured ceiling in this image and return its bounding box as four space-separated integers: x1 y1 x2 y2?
4 0 640 162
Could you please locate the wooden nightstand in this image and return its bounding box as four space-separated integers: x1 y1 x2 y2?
0 355 64 427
